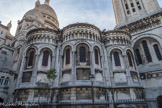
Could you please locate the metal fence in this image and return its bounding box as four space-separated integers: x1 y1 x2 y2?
1 98 159 108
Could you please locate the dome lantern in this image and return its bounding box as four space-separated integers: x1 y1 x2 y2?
44 0 50 5
35 0 40 8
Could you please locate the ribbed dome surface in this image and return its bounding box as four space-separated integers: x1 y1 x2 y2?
23 3 59 29
38 4 58 21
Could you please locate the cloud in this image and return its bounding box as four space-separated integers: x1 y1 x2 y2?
0 0 161 35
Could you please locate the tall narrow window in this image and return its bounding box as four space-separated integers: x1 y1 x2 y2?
127 52 133 67
80 46 86 62
4 77 9 86
153 44 162 60
42 50 50 66
135 0 142 10
114 52 121 66
0 76 4 85
124 0 130 15
142 41 152 62
135 49 142 64
66 49 70 64
94 49 99 65
28 51 35 67
130 0 136 12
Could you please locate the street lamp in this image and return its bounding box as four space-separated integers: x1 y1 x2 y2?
90 74 95 108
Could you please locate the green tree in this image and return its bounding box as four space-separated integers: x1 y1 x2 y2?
35 69 57 104
47 69 57 80
46 69 57 103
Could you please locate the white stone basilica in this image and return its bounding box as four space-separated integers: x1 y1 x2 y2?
0 0 162 108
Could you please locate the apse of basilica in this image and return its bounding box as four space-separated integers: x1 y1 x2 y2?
0 0 162 108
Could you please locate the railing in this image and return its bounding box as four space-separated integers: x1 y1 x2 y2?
1 98 158 108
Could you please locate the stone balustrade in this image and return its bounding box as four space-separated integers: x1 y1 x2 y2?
26 28 58 45
62 23 101 42
103 30 131 46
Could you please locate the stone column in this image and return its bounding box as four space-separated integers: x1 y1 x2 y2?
103 46 111 86
90 51 95 75
71 51 76 84
123 55 133 85
54 43 61 87
16 52 26 88
132 53 142 85
107 55 114 86
53 89 59 103
32 53 40 86
71 88 76 101
51 54 56 69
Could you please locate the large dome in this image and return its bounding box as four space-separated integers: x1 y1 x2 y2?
22 0 59 29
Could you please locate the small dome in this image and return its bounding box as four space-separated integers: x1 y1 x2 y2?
22 1 59 29
23 8 44 23
38 4 58 21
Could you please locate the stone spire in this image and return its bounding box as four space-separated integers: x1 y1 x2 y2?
35 0 40 8
7 21 12 31
44 0 50 5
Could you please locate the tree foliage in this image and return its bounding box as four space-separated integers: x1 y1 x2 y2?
47 69 57 80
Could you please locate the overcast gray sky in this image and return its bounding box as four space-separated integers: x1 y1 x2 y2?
0 0 162 35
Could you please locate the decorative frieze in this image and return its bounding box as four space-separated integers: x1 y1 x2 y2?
116 12 162 34
103 30 131 46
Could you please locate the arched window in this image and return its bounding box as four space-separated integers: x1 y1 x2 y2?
0 76 5 85
135 49 142 64
94 49 99 65
27 50 35 67
153 44 162 60
4 77 9 86
80 46 86 62
66 49 70 64
114 51 121 66
157 96 162 108
127 52 133 67
142 41 152 62
42 50 50 66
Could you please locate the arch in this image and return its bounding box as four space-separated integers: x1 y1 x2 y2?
38 45 55 56
74 41 91 52
126 50 134 67
42 50 50 66
76 43 90 65
92 43 103 55
108 47 124 56
142 40 152 62
61 44 73 55
26 48 36 68
94 46 100 65
80 46 86 62
123 47 135 55
113 51 121 66
24 45 38 55
133 37 160 64
63 45 72 68
110 49 125 70
64 46 72 65
39 48 52 68
132 34 162 47
157 96 162 108
0 98 3 103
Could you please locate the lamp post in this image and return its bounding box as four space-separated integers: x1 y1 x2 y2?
90 74 95 108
